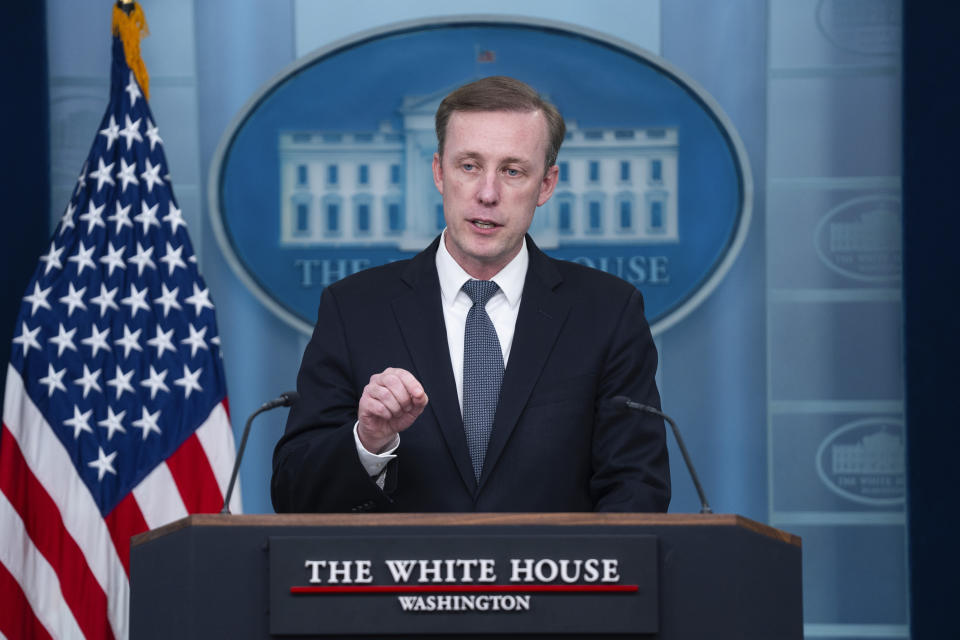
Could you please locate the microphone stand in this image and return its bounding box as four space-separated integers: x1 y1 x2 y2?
221 391 299 514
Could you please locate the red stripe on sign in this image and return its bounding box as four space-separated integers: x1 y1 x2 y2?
0 425 114 640
166 433 223 513
0 560 54 640
104 490 148 575
291 584 639 594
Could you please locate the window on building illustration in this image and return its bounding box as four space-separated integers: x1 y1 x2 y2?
558 201 572 234
387 202 404 233
436 203 445 230
327 165 338 186
620 200 632 229
648 201 665 233
620 161 631 182
390 164 401 185
558 161 569 183
297 164 308 186
358 164 369 186
588 200 602 233
650 159 663 183
588 161 600 183
356 203 370 234
326 203 340 233
296 203 309 235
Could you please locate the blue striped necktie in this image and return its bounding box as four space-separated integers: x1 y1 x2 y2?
461 279 504 482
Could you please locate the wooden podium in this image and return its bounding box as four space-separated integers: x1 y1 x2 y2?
130 513 802 638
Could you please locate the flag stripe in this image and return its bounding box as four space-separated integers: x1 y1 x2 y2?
0 490 84 639
131 459 187 530
166 432 223 513
0 560 54 640
1 426 113 640
195 401 241 512
103 490 148 576
4 366 129 638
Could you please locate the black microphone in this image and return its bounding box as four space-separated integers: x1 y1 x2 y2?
220 391 300 514
612 396 713 514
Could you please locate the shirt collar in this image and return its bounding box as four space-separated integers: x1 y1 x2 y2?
435 230 528 308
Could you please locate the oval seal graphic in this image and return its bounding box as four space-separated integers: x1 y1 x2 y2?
814 194 901 283
210 17 751 335
815 417 905 506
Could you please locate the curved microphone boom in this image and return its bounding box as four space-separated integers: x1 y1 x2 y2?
220 391 300 514
612 396 713 514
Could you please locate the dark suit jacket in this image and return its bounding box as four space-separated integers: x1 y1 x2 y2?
271 236 670 513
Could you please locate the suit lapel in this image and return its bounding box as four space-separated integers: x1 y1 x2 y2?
479 239 570 490
391 238 477 494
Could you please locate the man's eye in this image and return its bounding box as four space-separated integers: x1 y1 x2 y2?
505 168 520 177
462 163 476 171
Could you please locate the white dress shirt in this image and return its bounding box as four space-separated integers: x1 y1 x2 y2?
354 230 529 477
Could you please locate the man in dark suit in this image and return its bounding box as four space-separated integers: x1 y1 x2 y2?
271 76 670 513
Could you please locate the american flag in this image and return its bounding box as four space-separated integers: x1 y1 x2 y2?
0 30 238 640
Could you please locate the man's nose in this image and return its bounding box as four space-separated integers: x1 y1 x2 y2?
476 172 500 206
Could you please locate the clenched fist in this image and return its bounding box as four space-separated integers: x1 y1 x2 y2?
357 367 429 453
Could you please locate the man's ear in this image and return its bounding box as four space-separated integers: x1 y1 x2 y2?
537 164 560 207
432 153 444 194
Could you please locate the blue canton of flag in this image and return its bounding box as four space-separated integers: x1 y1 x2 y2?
1 25 237 640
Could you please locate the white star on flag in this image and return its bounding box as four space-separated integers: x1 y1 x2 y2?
128 243 156 277
181 324 209 358
59 282 88 317
184 283 215 316
132 406 162 440
88 157 116 192
68 241 97 276
48 323 79 357
74 364 103 398
106 364 136 400
98 407 127 441
121 283 151 316
160 242 186 275
140 157 164 193
146 326 177 357
119 113 143 149
87 447 118 481
23 282 53 315
117 157 139 192
154 283 182 317
134 200 160 233
39 243 64 274
79 200 107 234
140 365 170 400
125 70 142 105
12 322 42 356
90 283 120 317
38 364 68 396
114 324 144 358
109 201 133 233
163 203 187 233
145 118 162 150
64 405 94 439
81 324 111 357
174 364 203 398
99 242 126 276
99 114 120 150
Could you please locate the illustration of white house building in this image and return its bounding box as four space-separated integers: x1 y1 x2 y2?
278 88 679 250
832 431 905 475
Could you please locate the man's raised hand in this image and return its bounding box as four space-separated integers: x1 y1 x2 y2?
357 367 428 453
